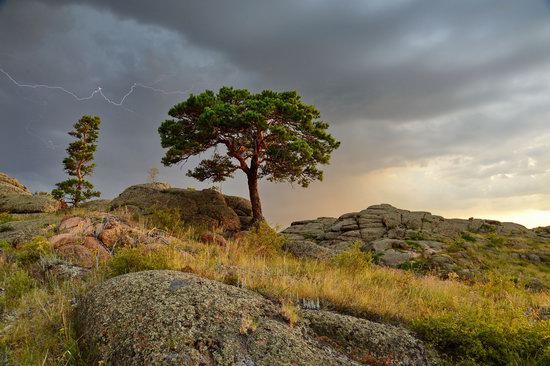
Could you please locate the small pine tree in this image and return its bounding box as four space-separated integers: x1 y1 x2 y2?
52 115 101 207
148 166 159 183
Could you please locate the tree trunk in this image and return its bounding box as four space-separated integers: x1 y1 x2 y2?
74 161 83 207
247 165 264 226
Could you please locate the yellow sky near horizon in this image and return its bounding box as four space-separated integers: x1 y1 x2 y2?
263 158 550 229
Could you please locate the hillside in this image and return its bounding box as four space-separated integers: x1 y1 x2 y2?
0 174 549 365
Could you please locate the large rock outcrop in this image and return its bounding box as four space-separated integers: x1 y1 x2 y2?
282 204 548 278
110 183 253 231
77 270 439 366
0 172 60 213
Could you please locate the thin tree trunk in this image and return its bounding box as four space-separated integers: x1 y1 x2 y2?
247 160 264 225
75 161 83 207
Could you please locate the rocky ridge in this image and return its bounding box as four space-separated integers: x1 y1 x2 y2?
0 172 60 213
282 204 549 281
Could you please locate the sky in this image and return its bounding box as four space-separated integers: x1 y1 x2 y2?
2 0 550 228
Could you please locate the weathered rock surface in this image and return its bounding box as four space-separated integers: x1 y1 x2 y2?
0 172 60 213
110 183 253 231
38 256 90 279
282 204 543 275
78 270 439 366
48 214 172 268
0 173 30 195
0 215 58 245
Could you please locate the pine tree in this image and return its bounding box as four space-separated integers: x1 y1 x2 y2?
159 87 340 224
52 115 101 207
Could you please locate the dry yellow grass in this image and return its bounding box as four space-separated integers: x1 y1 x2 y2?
108 230 549 365
134 237 548 327
2 219 549 365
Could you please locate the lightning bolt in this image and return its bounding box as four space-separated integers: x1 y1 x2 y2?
0 67 192 110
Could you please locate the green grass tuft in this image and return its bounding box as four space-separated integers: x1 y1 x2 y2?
333 241 373 272
108 246 175 277
0 213 14 225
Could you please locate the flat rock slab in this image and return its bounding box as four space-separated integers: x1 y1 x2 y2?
0 215 58 244
379 249 420 267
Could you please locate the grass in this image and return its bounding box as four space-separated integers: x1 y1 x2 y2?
1 280 85 365
99 231 549 365
0 212 549 365
0 213 14 225
280 301 300 327
0 233 105 365
439 233 550 287
332 241 374 272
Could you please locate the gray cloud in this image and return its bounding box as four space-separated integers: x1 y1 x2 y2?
2 0 550 227
30 0 550 121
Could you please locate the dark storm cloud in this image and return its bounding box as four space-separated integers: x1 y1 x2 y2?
2 0 550 226
0 1 251 195
27 0 550 121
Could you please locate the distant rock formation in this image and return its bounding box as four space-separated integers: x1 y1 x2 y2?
0 172 30 195
282 204 544 273
78 270 439 365
110 183 253 232
0 172 60 213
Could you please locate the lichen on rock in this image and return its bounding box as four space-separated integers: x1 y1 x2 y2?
77 270 439 366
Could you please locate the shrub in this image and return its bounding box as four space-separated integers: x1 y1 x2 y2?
0 212 14 225
411 316 550 365
0 240 12 252
407 231 429 240
243 221 286 256
0 267 36 309
479 224 497 233
0 224 13 233
333 241 373 272
108 247 175 276
405 240 424 251
145 208 183 234
397 259 430 273
446 239 467 253
15 236 52 265
486 234 507 248
461 232 477 242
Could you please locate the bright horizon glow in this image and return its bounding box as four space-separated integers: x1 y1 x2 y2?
479 210 550 229
265 161 550 229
